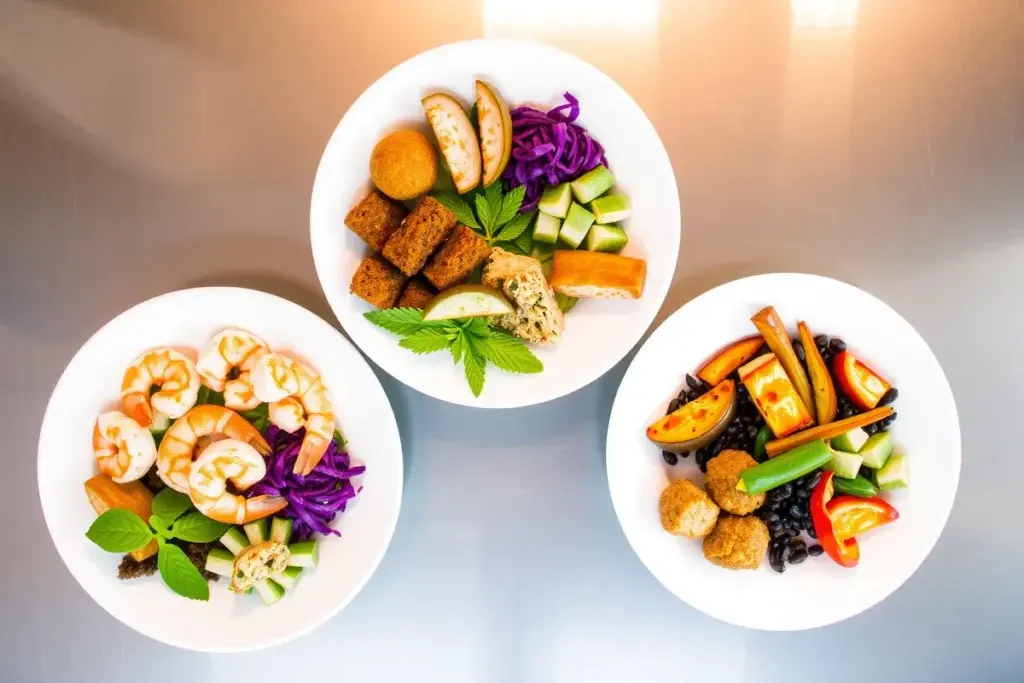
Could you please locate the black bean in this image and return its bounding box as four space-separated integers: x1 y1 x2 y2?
686 374 702 390
788 504 804 519
771 526 787 540
768 513 780 525
789 538 806 553
788 547 808 564
667 398 681 414
806 470 822 488
695 450 707 472
807 525 818 539
778 484 793 499
746 425 759 438
685 390 699 402
878 387 899 406
840 406 855 419
677 389 688 402
828 338 847 352
814 335 828 347
769 550 786 574
796 487 810 498
808 544 824 557
781 543 793 564
662 451 678 466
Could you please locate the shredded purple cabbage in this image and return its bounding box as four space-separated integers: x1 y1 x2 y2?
248 425 365 541
503 92 609 211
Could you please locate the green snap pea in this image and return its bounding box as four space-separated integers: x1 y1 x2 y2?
833 475 879 498
754 424 773 460
737 439 832 494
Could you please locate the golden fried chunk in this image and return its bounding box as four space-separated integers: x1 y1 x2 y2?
702 515 769 570
350 255 407 309
381 196 457 276
395 279 435 309
659 479 720 538
705 450 766 515
422 225 492 289
344 189 409 252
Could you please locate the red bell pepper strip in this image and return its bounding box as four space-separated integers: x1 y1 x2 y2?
833 351 891 411
826 495 899 541
810 471 860 568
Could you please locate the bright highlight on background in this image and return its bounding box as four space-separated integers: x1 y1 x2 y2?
482 0 660 36
790 0 860 28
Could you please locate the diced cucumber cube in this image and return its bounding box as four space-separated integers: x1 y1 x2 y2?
204 548 236 578
244 518 270 545
253 578 286 606
287 540 319 568
570 165 615 204
149 411 171 437
876 454 910 490
860 431 894 469
590 193 632 223
558 202 595 249
584 224 628 253
538 183 572 218
832 427 869 453
533 212 561 245
270 566 304 591
826 447 863 480
219 527 249 556
270 517 293 545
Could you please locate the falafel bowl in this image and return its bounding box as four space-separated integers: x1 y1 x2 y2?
38 288 404 651
310 39 680 408
606 274 960 630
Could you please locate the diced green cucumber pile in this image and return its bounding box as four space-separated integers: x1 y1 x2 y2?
206 515 320 606
532 165 631 254
827 427 909 492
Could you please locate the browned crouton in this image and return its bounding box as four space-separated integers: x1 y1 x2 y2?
381 196 456 276
395 279 435 309
350 255 407 308
344 189 408 252
422 225 492 289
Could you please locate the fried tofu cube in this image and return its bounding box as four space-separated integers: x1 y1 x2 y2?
350 255 407 309
344 189 409 252
395 279 435 309
381 196 457 276
659 479 720 538
422 225 492 289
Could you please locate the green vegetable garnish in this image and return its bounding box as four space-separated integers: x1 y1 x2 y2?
432 184 536 255
364 308 543 397
85 488 231 601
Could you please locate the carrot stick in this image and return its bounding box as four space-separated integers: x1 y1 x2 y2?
765 406 895 457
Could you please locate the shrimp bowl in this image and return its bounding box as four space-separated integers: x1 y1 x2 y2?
37 287 404 652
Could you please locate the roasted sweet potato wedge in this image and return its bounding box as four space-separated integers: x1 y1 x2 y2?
696 336 764 386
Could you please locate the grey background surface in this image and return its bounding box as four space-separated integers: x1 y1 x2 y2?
1 1 1022 681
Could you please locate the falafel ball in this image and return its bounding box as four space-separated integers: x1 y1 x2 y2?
702 515 769 570
370 129 438 200
705 449 766 515
659 479 720 538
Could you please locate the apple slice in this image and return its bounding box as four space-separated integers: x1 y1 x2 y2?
421 284 513 321
422 93 482 194
475 80 512 187
696 336 765 386
797 321 837 424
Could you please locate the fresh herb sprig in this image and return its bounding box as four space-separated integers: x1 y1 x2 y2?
364 308 542 397
85 488 231 601
433 183 536 255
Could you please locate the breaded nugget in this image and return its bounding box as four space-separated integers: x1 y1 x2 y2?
344 189 408 252
350 255 407 309
370 129 438 201
381 196 457 276
702 515 769 570
422 225 492 289
395 279 435 309
705 450 766 515
659 479 720 538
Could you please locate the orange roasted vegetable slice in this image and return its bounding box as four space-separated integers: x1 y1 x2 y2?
647 380 737 453
797 321 837 424
751 306 815 423
764 406 895 457
738 353 814 438
84 475 158 561
696 336 765 386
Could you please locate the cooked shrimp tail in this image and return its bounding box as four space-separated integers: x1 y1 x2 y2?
120 349 201 428
195 329 268 411
188 439 286 524
93 411 158 483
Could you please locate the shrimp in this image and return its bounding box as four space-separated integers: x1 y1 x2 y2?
93 411 158 483
187 439 287 525
251 352 336 475
156 404 271 493
121 349 201 428
195 329 269 411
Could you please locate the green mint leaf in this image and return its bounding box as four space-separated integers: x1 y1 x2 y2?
333 429 347 449
170 512 233 543
158 543 210 601
240 403 270 433
484 181 503 212
464 318 493 339
472 330 544 374
364 307 434 337
475 193 496 236
495 209 534 243
85 509 155 553
461 338 487 397
494 185 527 227
399 328 453 355
449 329 469 364
151 488 193 522
432 193 482 232
556 293 579 313
196 386 225 406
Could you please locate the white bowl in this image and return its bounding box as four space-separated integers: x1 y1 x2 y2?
37 288 403 652
310 38 680 408
606 273 960 630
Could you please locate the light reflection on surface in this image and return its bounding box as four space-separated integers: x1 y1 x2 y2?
482 0 660 35
791 0 860 28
